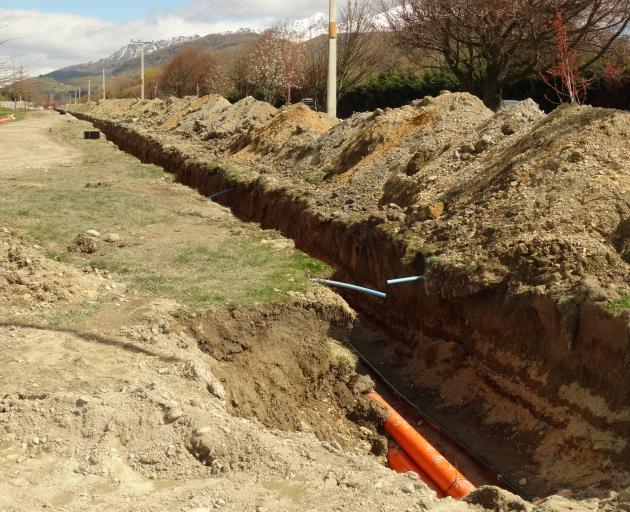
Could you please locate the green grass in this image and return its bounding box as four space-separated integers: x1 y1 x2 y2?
0 183 175 248
0 118 332 320
45 302 99 326
0 107 26 122
605 295 630 313
90 236 331 311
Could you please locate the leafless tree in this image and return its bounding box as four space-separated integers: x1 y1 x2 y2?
5 64 30 108
385 0 630 109
0 25 15 88
160 45 222 97
306 0 392 106
247 23 308 104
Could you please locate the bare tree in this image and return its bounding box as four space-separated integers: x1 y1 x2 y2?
306 0 392 107
5 64 29 109
160 45 222 98
248 23 308 104
385 0 630 109
0 25 15 88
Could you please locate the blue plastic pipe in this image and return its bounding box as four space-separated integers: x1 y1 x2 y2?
387 276 425 285
312 278 387 298
208 188 235 200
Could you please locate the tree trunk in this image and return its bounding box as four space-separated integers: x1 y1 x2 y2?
482 75 504 111
483 58 505 112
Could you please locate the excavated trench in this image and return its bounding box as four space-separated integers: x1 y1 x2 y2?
71 112 630 497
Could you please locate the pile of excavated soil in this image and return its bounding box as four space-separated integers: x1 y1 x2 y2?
0 227 103 315
231 103 338 165
173 95 232 135
188 289 387 453
195 96 278 142
388 101 630 300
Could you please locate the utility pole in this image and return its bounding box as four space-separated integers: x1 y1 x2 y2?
78 85 81 103
326 0 337 118
88 80 91 102
102 68 106 100
131 39 152 100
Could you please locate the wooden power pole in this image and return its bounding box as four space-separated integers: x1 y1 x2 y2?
327 0 337 118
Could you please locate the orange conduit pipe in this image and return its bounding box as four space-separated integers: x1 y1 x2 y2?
370 391 476 499
387 444 445 498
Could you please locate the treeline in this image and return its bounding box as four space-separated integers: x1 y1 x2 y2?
337 70 630 116
100 0 629 115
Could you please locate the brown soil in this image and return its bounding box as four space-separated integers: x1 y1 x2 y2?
0 227 103 315
67 93 630 503
187 290 386 453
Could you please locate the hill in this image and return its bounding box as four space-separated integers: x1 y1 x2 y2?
45 31 259 83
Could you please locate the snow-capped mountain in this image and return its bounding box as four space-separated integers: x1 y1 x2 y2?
100 35 201 65
286 12 328 39
220 13 327 39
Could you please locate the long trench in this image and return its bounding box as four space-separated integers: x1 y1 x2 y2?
68 111 630 497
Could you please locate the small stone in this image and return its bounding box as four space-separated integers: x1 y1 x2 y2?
104 233 120 243
194 426 212 436
426 202 445 219
165 406 183 423
501 123 516 135
401 482 415 493
214 498 226 508
427 175 438 181
518 478 527 486
324 475 338 487
140 454 160 465
76 396 90 407
85 229 101 238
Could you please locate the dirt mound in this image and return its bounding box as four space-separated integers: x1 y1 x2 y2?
172 94 232 135
231 103 338 164
196 96 277 141
388 102 630 300
0 227 102 314
289 92 493 213
383 99 545 207
68 233 99 254
188 288 386 453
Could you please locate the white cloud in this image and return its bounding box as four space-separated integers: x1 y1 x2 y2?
0 2 327 76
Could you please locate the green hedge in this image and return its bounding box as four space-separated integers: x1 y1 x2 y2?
337 71 459 117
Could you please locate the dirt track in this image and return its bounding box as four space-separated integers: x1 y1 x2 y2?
0 112 79 172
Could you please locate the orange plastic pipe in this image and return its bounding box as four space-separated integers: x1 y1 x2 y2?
387 444 445 497
370 391 475 499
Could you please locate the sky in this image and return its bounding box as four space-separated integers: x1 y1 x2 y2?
0 0 327 76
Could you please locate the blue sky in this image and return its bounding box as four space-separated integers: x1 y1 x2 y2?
1 1 181 21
